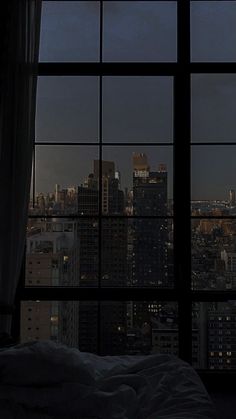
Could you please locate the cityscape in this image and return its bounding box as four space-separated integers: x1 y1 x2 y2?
22 153 236 369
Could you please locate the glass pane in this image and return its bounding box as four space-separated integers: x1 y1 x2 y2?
192 218 236 290
39 1 100 62
192 146 236 206
33 146 99 216
21 301 80 347
103 1 177 62
101 218 173 288
101 301 178 356
36 77 99 142
101 218 128 287
191 75 236 142
193 302 236 369
102 146 173 215
77 218 99 287
78 301 99 353
103 77 173 143
26 218 99 287
21 301 178 356
133 219 173 288
191 1 236 62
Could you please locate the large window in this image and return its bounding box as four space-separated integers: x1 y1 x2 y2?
19 1 236 370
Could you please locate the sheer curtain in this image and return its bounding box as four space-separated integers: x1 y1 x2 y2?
0 1 41 335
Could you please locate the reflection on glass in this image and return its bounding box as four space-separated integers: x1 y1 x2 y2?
193 302 236 369
39 1 100 62
191 75 236 142
36 77 99 142
191 1 236 62
21 301 178 356
103 77 173 142
103 1 177 62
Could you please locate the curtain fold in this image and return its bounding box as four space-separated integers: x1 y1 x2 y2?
0 0 42 334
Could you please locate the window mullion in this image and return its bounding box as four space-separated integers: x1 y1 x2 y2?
175 0 192 363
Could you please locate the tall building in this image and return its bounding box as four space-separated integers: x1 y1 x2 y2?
21 220 79 347
26 220 79 287
208 302 236 369
78 160 127 354
77 161 127 288
77 185 99 287
132 153 169 287
130 154 174 354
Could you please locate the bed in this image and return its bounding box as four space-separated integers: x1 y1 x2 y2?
0 341 216 419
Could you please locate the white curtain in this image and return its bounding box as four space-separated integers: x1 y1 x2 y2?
0 0 42 334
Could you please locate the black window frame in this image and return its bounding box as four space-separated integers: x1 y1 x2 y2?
14 0 236 384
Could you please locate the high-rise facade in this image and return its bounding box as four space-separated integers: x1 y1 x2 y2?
130 154 174 353
22 220 79 347
132 153 169 287
78 160 127 354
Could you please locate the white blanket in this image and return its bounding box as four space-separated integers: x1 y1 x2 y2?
0 341 216 419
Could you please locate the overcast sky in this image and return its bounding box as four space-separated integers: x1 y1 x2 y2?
36 1 236 200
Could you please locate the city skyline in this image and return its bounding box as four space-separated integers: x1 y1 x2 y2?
24 1 236 369
34 150 236 202
27 149 236 366
35 150 173 196
36 2 236 201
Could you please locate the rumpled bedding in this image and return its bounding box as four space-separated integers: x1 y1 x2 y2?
0 341 216 419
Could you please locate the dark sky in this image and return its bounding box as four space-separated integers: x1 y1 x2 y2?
36 1 236 200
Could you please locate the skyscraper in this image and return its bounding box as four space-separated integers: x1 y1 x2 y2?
131 154 174 353
22 220 79 347
78 160 127 354
132 153 169 287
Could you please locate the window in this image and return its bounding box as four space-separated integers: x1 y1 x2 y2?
19 0 236 370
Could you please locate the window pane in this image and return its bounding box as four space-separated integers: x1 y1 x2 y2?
78 218 99 287
193 302 236 369
26 218 99 287
21 301 80 347
101 218 173 288
191 75 236 142
39 1 100 62
36 77 99 142
78 301 99 352
102 146 173 216
101 301 178 356
103 1 177 62
103 77 173 143
191 1 236 62
131 219 173 288
33 146 99 216
192 218 236 291
101 218 128 287
21 301 178 356
192 146 236 205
